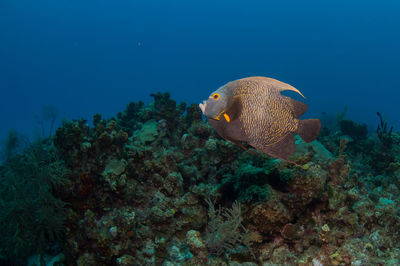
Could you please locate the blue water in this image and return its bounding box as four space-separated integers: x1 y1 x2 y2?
1 0 400 141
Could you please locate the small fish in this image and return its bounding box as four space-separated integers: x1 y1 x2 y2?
199 77 321 162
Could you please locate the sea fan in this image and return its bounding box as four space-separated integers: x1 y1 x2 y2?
0 139 68 263
204 199 251 257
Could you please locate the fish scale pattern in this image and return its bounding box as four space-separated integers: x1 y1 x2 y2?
234 79 298 147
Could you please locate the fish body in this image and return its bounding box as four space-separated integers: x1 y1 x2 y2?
199 77 321 161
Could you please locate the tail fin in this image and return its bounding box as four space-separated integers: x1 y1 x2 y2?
297 119 321 143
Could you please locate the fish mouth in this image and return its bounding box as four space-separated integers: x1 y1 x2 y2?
199 101 206 114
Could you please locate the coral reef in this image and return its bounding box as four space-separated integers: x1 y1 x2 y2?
0 139 68 265
0 129 30 162
377 112 394 148
340 119 368 140
2 93 400 265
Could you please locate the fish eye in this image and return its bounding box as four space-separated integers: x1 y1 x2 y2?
212 93 220 100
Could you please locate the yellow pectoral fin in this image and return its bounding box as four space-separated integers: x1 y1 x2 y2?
223 113 231 122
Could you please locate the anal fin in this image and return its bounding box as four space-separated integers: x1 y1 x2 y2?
252 133 296 162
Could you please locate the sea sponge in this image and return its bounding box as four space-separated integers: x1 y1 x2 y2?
133 120 159 144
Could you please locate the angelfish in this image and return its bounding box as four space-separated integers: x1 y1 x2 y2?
199 77 321 162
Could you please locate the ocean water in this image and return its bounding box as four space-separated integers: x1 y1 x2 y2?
1 0 400 140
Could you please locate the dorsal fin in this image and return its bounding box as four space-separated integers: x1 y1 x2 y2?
241 76 306 98
287 97 308 118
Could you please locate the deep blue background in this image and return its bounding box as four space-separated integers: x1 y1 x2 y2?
1 0 400 141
